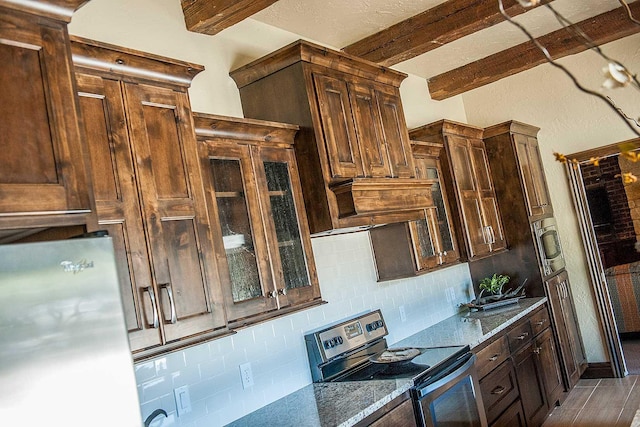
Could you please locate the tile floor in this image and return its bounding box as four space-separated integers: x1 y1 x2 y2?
542 376 640 426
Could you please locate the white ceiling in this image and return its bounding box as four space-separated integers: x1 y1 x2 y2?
252 0 626 79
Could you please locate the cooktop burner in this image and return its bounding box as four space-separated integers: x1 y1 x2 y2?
332 346 467 383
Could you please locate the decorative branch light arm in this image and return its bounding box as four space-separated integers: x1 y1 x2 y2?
543 3 640 91
619 0 640 26
499 0 640 138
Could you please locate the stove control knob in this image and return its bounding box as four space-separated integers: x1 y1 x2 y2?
323 340 332 349
336 336 343 345
376 320 384 329
366 323 373 332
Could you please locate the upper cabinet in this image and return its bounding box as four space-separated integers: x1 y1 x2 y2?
409 120 507 261
370 141 460 280
194 113 322 327
71 37 228 360
483 121 552 220
230 40 434 234
0 1 94 235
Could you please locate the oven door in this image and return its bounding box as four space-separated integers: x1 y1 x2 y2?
413 353 487 427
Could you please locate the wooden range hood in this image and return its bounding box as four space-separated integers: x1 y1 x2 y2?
230 40 435 235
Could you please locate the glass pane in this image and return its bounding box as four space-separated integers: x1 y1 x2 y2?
264 161 310 290
415 217 435 259
430 376 482 426
210 158 262 303
431 179 454 253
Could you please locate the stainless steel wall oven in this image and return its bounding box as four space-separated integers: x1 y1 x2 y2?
304 310 487 426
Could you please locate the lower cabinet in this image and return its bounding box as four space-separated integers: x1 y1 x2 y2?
545 270 588 390
474 303 564 427
354 391 417 427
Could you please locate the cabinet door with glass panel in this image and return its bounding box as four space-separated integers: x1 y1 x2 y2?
410 141 460 270
195 114 321 325
369 141 459 280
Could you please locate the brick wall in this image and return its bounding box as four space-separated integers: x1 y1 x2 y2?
582 156 635 241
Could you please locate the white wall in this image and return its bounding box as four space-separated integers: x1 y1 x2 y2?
68 1 474 426
462 33 640 362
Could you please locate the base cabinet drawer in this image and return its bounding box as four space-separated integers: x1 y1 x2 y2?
476 335 509 379
491 399 526 427
480 359 519 424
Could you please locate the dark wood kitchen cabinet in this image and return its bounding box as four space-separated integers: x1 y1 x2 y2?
545 270 587 390
370 141 460 280
230 40 434 234
409 120 506 261
474 304 562 427
72 37 228 359
483 121 552 221
194 113 322 327
354 391 417 427
0 1 95 237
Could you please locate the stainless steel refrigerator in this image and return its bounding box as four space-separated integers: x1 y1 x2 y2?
0 236 143 426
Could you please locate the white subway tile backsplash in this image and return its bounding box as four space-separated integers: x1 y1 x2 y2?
134 231 473 427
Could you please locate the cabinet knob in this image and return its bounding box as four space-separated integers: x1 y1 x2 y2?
267 290 277 298
533 346 542 355
277 288 287 296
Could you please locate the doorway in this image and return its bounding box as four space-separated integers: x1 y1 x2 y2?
568 138 640 377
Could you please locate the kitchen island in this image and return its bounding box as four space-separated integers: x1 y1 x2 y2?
226 297 546 427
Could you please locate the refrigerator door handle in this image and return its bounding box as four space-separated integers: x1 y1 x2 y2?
144 286 160 328
160 283 178 324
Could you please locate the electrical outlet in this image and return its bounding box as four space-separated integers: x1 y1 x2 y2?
174 385 192 417
399 305 407 322
445 287 452 303
449 287 456 302
239 362 254 389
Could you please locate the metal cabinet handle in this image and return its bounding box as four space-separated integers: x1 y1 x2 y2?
516 332 529 340
487 225 496 244
481 226 489 244
144 287 159 329
160 283 177 324
491 385 506 395
277 288 287 296
267 290 277 298
488 354 500 362
533 346 542 355
536 319 547 327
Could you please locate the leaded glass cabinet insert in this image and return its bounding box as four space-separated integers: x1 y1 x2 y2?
210 158 262 303
195 113 321 326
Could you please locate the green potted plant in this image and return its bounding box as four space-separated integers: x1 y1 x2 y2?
465 274 527 310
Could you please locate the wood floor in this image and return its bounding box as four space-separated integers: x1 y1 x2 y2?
542 376 640 426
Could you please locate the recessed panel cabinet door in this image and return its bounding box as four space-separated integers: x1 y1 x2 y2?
124 83 225 343
349 82 390 177
470 139 506 252
313 73 363 179
376 87 414 178
448 136 490 258
0 8 90 217
76 74 161 352
514 133 552 218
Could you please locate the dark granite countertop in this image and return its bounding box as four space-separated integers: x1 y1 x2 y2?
226 297 547 427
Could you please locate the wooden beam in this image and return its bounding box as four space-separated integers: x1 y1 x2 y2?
342 0 550 67
428 2 640 100
181 0 279 35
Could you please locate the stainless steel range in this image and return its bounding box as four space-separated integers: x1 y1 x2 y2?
304 310 487 427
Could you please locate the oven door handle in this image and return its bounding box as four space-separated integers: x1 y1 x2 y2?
414 353 476 400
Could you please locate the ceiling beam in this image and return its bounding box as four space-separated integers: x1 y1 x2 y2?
428 2 640 100
342 0 551 67
181 0 279 35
